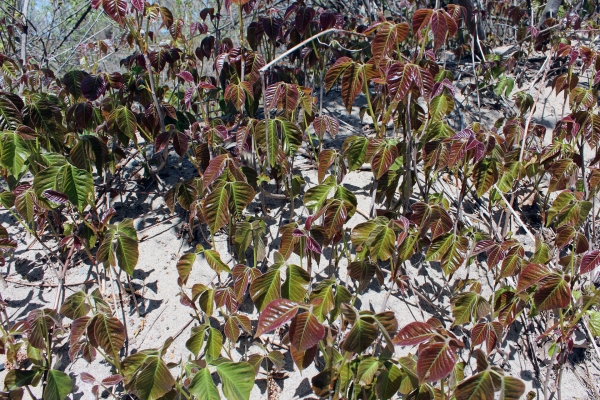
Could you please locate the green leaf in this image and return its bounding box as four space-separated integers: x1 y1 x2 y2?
62 70 88 100
70 135 109 174
226 181 255 219
185 326 207 357
282 264 310 302
341 316 379 354
370 226 396 261
0 132 27 177
128 355 175 400
188 368 220 400
426 233 468 276
60 291 90 320
205 328 223 362
356 357 380 386
97 219 139 275
33 164 94 211
454 370 494 400
0 96 23 130
588 311 600 337
203 184 229 234
250 268 282 311
343 136 369 171
110 106 137 139
429 94 453 120
88 313 126 361
375 364 403 400
176 253 196 286
303 176 335 212
494 76 514 98
255 119 279 167
15 187 36 224
44 370 73 400
451 292 490 326
203 249 232 274
473 159 499 198
216 362 255 400
4 369 41 390
276 117 302 156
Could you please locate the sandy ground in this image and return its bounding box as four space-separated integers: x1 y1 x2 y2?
1 85 600 400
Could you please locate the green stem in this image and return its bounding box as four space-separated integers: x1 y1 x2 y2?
363 74 380 136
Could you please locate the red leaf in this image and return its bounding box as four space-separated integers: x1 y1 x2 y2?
81 74 107 101
44 190 69 204
177 71 194 83
154 131 171 153
581 250 600 273
317 149 336 184
516 263 551 292
393 321 437 346
289 312 325 351
102 0 127 26
416 342 456 382
290 344 317 370
203 154 229 189
79 372 96 384
295 7 316 35
412 9 433 33
324 57 353 92
255 299 299 337
131 0 144 13
430 11 448 50
534 276 571 311
101 374 123 386
471 321 502 353
313 115 339 139
173 131 189 157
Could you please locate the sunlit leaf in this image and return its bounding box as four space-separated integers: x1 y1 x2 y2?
216 362 255 400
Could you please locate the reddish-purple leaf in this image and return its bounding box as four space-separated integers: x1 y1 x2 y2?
101 374 123 386
290 344 318 370
471 321 502 354
255 299 299 337
368 140 398 180
317 150 336 184
79 372 96 384
203 154 229 189
102 0 127 26
581 250 600 273
430 11 448 50
305 236 322 255
412 8 433 33
173 131 189 157
289 312 325 351
313 115 339 139
81 74 107 101
261 15 283 42
416 342 456 382
131 0 144 13
177 71 194 83
534 275 571 311
372 22 409 61
44 190 69 204
393 321 437 346
224 81 253 111
295 7 316 35
154 131 171 153
516 263 551 292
